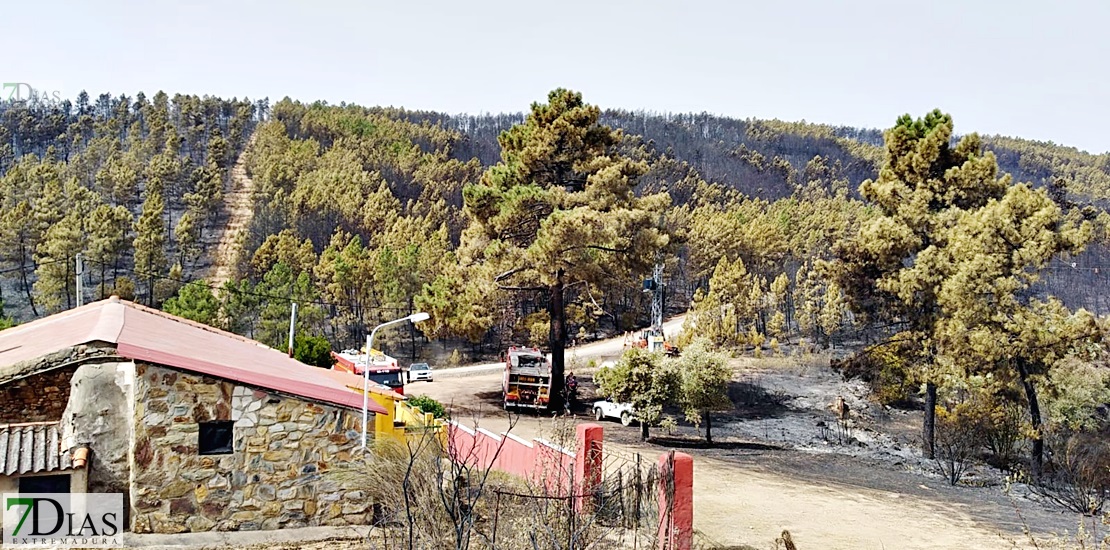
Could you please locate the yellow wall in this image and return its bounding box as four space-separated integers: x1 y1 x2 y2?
370 392 398 437
364 390 446 444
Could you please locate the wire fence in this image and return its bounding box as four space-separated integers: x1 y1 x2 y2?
596 446 667 549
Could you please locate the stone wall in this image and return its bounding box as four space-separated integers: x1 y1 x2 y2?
0 365 79 423
129 363 371 533
0 342 121 424
61 361 135 523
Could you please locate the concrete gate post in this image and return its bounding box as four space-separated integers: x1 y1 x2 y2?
657 451 693 550
574 423 603 511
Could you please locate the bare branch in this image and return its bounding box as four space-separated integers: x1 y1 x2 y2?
494 267 527 282
558 244 630 255
497 283 549 292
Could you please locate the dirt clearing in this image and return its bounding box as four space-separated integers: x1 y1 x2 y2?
413 350 1093 549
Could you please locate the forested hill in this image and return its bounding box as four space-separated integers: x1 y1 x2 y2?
0 92 260 319
2 92 1109 360
412 110 1110 205
3 93 1106 215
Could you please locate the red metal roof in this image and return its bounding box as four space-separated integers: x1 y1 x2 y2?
0 297 386 415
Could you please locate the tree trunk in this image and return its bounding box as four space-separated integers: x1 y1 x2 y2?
548 269 567 413
640 421 649 441
1017 359 1044 478
705 411 713 445
923 381 937 459
18 247 38 317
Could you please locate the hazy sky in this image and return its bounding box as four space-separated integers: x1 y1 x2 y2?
3 0 1107 152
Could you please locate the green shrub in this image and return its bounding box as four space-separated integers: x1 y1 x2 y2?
934 403 981 485
0 300 14 331
1044 357 1110 431
408 395 448 419
293 335 334 369
974 395 1025 470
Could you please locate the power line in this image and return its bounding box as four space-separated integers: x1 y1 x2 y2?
80 256 384 312
1 255 411 323
0 257 68 275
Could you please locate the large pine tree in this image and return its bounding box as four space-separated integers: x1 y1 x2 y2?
831 110 1009 458
462 89 669 412
932 183 1095 475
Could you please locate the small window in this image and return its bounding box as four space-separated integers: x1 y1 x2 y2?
198 421 233 455
20 474 71 493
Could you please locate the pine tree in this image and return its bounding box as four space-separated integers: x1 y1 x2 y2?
818 282 847 348
770 272 792 332
254 262 323 350
219 279 260 337
133 184 167 306
933 183 1095 475
0 202 41 315
163 282 219 326
462 89 669 412
315 230 374 342
831 110 1009 458
251 229 317 278
86 204 132 298
33 212 84 312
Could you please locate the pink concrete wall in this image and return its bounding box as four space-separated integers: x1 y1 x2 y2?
448 422 693 549
535 439 575 495
446 422 580 491
657 452 694 550
574 423 604 511
494 432 536 478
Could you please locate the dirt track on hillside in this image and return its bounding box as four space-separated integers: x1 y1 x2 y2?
208 132 256 290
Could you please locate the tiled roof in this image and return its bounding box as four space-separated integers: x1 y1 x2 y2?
0 422 74 475
0 297 386 415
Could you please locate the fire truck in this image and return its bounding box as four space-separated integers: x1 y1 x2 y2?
332 348 405 395
502 346 552 411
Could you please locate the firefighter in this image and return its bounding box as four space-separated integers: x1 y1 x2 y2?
565 372 579 410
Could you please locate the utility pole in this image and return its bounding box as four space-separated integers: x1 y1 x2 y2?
650 260 664 330
651 198 666 332
75 253 84 308
287 302 298 358
639 208 667 353
147 249 154 308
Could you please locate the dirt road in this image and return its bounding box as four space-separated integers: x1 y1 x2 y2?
435 316 686 378
408 335 1082 549
689 454 1028 549
413 377 1038 549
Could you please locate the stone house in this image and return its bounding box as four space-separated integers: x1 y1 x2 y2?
0 296 390 534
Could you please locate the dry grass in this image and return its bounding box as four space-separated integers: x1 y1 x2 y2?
321 424 658 550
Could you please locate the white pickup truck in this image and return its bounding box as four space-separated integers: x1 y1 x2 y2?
592 399 637 426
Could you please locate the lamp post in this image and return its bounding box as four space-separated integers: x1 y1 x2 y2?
362 311 430 450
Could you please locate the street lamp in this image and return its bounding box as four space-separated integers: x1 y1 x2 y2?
362 312 430 449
